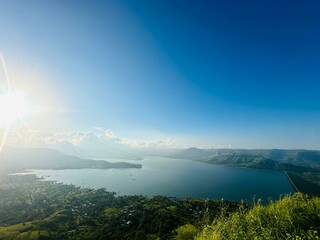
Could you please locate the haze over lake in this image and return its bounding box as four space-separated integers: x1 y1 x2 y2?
27 156 294 202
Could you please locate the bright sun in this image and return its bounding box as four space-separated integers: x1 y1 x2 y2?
0 91 31 125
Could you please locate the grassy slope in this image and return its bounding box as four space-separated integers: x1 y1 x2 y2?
196 193 320 240
0 222 50 240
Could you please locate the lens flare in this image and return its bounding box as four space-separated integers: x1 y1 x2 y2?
0 53 11 92
0 92 31 125
0 53 32 153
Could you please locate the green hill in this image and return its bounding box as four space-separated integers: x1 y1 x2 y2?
173 148 320 168
200 153 311 172
196 193 320 240
0 147 141 172
172 148 320 196
1 175 320 239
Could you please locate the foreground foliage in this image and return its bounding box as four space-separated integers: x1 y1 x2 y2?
0 174 240 240
1 174 319 240
196 193 320 240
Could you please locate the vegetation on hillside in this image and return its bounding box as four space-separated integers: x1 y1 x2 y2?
1 174 320 239
0 174 240 240
173 148 320 169
173 148 320 196
286 172 320 196
196 193 320 240
200 153 320 196
200 154 310 172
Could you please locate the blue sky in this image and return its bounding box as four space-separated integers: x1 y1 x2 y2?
0 0 320 149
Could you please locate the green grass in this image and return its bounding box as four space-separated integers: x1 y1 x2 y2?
0 221 51 240
174 224 198 240
196 193 320 240
0 222 35 239
0 210 70 240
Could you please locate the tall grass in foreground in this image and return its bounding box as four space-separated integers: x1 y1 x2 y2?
196 193 320 240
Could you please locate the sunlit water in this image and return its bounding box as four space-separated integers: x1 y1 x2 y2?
27 156 294 202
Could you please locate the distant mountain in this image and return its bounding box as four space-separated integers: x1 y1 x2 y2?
200 153 311 172
172 148 320 169
0 147 141 172
36 142 143 160
172 148 320 195
171 147 214 160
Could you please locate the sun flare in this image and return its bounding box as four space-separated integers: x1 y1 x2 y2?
0 91 31 125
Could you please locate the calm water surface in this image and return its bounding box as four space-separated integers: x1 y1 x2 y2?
29 156 294 202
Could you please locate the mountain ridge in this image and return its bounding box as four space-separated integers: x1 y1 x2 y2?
0 146 141 172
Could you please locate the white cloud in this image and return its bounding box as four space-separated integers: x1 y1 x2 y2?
119 137 179 149
105 129 117 139
3 127 180 150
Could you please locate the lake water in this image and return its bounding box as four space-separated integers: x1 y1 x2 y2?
28 156 294 202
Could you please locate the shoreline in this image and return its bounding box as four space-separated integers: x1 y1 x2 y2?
284 171 300 192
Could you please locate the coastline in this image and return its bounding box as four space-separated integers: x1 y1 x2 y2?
284 171 299 192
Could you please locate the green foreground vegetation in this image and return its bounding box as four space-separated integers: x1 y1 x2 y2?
0 174 320 239
196 193 320 240
0 174 240 240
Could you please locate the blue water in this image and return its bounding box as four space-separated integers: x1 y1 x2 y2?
28 156 294 202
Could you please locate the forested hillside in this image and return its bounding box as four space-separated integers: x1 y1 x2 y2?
173 148 320 196
0 174 240 240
